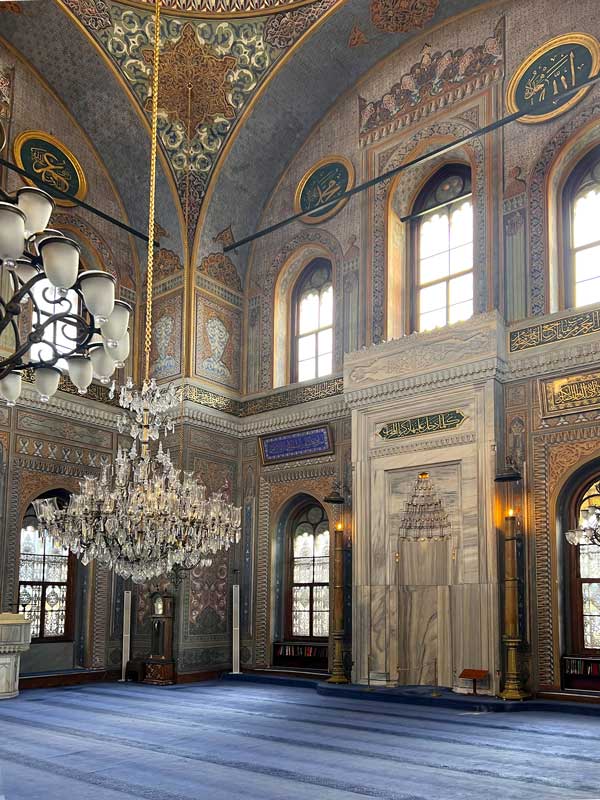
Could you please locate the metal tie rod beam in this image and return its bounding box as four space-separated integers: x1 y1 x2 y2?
225 72 600 253
0 156 158 247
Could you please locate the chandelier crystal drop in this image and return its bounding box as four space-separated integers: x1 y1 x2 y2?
33 440 242 583
565 505 600 547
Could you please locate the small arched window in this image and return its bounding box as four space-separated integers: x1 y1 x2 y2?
569 480 600 653
18 491 75 641
292 259 333 383
563 145 600 309
289 504 330 639
411 164 473 332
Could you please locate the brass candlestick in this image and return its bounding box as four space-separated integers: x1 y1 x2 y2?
500 513 529 700
328 520 348 684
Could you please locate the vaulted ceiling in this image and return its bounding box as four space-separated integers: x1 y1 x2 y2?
0 0 490 273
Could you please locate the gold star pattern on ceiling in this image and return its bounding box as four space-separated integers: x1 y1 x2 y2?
143 23 237 134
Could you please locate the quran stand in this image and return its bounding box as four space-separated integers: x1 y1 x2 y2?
459 668 488 695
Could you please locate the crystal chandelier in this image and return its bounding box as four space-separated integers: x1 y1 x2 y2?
565 504 600 547
0 186 131 403
398 471 450 542
32 0 242 582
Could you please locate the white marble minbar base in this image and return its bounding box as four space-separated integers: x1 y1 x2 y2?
0 614 31 699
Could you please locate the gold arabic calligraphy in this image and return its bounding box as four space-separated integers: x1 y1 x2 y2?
30 147 72 194
542 372 600 415
303 165 346 213
523 49 580 106
510 310 600 352
378 410 465 440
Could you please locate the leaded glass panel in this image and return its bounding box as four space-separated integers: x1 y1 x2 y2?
289 504 330 639
18 515 71 640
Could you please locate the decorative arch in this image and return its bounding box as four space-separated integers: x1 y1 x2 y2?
250 228 344 390
271 491 329 646
528 101 600 316
372 119 486 344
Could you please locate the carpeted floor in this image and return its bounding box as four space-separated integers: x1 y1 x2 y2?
1 680 600 799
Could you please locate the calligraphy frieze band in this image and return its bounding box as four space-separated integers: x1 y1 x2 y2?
377 410 466 441
540 371 600 416
259 424 334 464
510 309 600 352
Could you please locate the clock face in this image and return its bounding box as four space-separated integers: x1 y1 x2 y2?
507 34 600 123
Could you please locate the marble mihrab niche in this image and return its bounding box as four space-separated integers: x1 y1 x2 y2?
378 410 466 440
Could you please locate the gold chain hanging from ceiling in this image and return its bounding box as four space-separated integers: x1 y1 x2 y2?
144 0 162 381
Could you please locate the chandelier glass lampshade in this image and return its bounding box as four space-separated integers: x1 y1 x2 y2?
0 185 131 405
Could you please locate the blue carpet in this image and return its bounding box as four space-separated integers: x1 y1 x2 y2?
1 680 600 799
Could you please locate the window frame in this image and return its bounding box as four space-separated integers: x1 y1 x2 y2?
290 259 334 385
18 500 76 644
409 163 473 334
562 143 600 311
567 479 600 656
285 504 330 642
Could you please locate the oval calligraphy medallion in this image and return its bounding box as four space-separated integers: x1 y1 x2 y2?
13 130 87 206
295 156 355 224
507 33 600 124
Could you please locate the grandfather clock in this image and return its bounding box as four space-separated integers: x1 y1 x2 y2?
144 592 176 685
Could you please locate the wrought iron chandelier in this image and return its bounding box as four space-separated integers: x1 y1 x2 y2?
32 0 242 582
0 187 130 403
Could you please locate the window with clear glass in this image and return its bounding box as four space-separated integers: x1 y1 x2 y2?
566 152 600 309
30 279 79 367
290 505 330 639
18 512 72 640
413 166 473 332
573 482 600 650
293 260 333 383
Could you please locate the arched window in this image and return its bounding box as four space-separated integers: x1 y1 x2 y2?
411 164 473 332
569 480 600 654
292 259 333 383
289 504 330 639
18 491 74 641
563 145 600 309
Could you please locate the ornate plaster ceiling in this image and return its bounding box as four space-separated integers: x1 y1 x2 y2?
1 0 490 275
84 0 324 16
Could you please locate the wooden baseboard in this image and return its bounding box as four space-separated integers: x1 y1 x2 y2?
536 690 600 704
20 669 120 690
175 670 222 684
